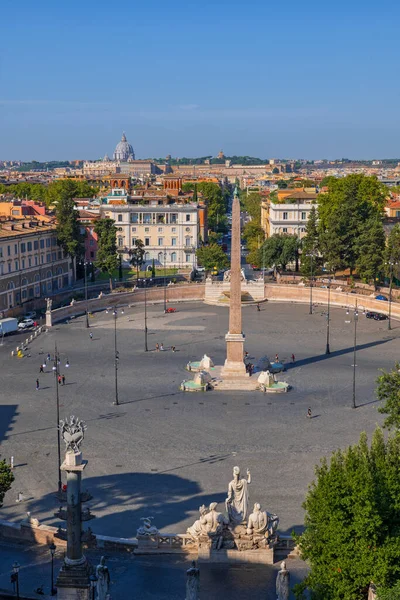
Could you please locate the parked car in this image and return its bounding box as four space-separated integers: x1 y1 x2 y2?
24 311 36 319
366 311 388 320
18 318 35 329
375 295 388 301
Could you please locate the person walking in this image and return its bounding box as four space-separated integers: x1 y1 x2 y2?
89 332 93 340
46 353 51 362
62 374 66 386
36 378 40 391
58 374 62 385
257 303 260 312
275 354 279 363
291 354 295 364
160 343 164 351
171 346 176 352
155 343 160 352
307 407 312 419
39 364 44 373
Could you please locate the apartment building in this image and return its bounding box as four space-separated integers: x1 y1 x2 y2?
0 219 72 312
100 188 205 269
261 190 318 238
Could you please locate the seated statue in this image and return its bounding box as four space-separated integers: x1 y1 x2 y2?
187 505 208 540
246 503 279 538
201 502 229 534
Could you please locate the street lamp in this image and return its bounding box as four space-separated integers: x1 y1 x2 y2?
141 278 152 352
90 574 98 600
49 542 57 595
163 251 167 313
113 308 119 406
11 562 20 600
326 276 331 355
84 261 90 328
387 260 398 331
306 252 316 315
53 345 62 494
346 300 365 409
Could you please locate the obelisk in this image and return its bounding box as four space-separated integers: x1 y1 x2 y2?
222 186 247 378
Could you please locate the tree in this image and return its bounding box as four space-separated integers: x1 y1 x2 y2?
376 363 400 430
243 192 262 222
94 218 118 290
318 175 387 274
182 182 194 193
296 428 400 599
197 182 226 231
258 234 300 271
129 238 145 278
0 459 14 507
192 184 198 203
301 205 320 276
196 243 229 272
385 224 400 271
355 216 385 287
272 167 279 174
151 258 156 278
378 581 400 599
118 254 123 281
55 193 85 269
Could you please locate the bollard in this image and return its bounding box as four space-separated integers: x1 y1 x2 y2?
16 346 19 351
29 335 33 342
34 331 37 337
25 338 29 345
11 351 15 357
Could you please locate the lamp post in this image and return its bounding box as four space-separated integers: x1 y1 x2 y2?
387 260 398 331
113 308 119 406
49 542 56 595
84 261 89 328
90 574 98 600
163 251 167 313
346 300 365 409
306 252 316 315
11 562 20 600
52 345 62 494
326 276 331 354
142 278 152 352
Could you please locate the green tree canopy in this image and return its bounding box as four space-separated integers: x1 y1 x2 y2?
296 428 400 599
385 224 400 274
301 205 320 276
94 218 118 289
197 182 227 231
55 194 84 260
129 238 145 277
377 362 400 430
196 243 229 272
256 234 300 271
0 459 14 507
355 216 386 287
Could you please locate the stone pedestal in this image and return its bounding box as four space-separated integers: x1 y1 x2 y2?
222 333 247 378
56 562 91 600
46 310 52 328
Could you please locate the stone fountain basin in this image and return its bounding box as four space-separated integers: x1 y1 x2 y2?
262 382 290 394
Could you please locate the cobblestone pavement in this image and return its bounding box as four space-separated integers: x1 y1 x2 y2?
0 301 398 540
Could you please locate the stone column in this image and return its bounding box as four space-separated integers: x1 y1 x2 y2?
46 309 53 328
222 187 247 377
56 424 91 600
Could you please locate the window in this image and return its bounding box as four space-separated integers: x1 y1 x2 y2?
14 244 18 254
89 239 94 246
15 260 19 270
34 240 39 250
27 241 32 251
145 252 150 261
171 252 177 262
52 237 57 246
396 211 400 218
185 237 191 247
158 227 163 233
29 288 34 298
22 259 25 269
118 237 124 247
145 227 149 232
22 289 27 300
172 227 176 233
145 238 150 246
46 238 51 247
8 263 11 273
35 256 38 266
132 227 137 232
118 214 123 222
282 227 288 233
0 264 3 275
21 243 26 253
157 215 165 224
158 238 164 246
171 214 177 224
58 251 61 259
0 247 3 258
40 240 45 249
186 214 191 222
185 253 191 262
46 253 51 262
22 278 28 286
28 257 31 267
7 245 11 256
131 214 138 223
47 270 52 280
185 227 191 232
283 212 288 220
143 214 151 224
132 238 137 246
301 212 307 220
90 251 94 258
158 252 164 263
52 252 56 261
171 238 177 246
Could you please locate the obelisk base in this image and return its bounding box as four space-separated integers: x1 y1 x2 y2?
56 560 90 600
221 333 248 378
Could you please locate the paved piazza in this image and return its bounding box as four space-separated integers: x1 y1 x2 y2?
0 300 398 539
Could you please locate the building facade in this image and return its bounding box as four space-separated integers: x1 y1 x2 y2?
261 191 318 238
100 189 204 269
0 219 72 313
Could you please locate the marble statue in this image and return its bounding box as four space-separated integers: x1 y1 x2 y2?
202 502 228 533
246 503 279 538
58 416 87 453
137 516 159 536
276 561 290 600
225 466 251 524
187 505 208 539
223 269 246 283
96 556 110 600
45 297 52 312
186 560 200 600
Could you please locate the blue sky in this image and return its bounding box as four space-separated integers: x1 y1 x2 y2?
1 0 400 160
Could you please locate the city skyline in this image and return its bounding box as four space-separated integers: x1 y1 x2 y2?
1 0 400 160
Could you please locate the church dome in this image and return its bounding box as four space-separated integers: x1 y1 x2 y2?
113 132 135 162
